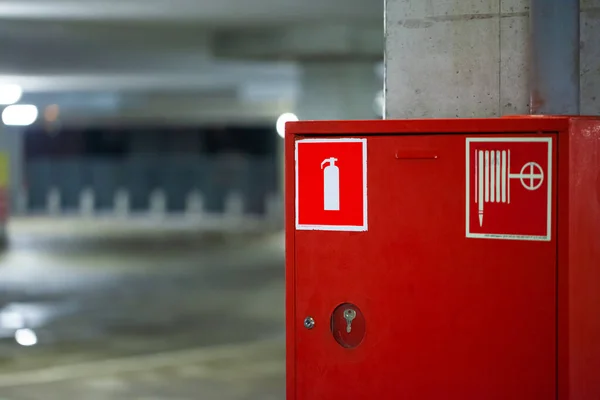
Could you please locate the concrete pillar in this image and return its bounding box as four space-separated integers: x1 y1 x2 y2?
384 0 600 118
296 61 382 120
581 0 600 116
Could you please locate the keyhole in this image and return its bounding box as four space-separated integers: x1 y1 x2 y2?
331 304 365 349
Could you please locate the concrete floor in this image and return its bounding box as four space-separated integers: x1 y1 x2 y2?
0 218 285 399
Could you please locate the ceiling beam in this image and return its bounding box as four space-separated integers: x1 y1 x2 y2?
0 0 381 25
42 98 294 127
213 23 383 61
0 62 299 92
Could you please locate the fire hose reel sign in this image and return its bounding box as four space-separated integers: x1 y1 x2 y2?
466 137 552 241
295 138 367 231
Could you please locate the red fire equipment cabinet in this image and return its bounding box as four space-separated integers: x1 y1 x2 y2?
285 116 600 400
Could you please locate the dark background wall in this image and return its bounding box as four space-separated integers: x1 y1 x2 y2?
22 125 279 214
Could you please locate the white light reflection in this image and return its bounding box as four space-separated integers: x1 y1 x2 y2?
15 328 38 346
373 90 384 117
276 112 298 138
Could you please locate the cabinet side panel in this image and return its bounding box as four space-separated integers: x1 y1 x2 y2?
558 128 570 400
568 119 600 399
285 132 296 400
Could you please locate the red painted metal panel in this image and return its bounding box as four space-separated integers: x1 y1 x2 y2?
287 117 571 136
564 119 600 399
285 116 600 400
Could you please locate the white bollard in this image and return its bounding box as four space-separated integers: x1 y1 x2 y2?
265 192 283 221
114 189 130 217
224 191 244 218
186 190 204 217
79 188 95 217
47 187 61 216
16 189 28 215
149 189 166 219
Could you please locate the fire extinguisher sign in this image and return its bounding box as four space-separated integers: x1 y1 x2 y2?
295 138 367 231
466 137 552 241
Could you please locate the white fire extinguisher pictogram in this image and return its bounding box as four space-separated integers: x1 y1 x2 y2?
321 157 340 211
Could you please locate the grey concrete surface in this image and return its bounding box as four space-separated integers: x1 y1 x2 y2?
384 0 600 118
0 219 285 399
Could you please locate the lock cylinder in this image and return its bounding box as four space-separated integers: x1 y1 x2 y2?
330 303 365 349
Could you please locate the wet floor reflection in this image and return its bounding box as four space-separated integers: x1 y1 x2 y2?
0 218 285 399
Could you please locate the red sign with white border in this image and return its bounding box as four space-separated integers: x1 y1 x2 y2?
295 138 367 231
466 137 552 241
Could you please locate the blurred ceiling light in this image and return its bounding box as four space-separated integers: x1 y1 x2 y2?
2 104 38 126
0 310 25 330
15 328 38 347
0 84 23 105
276 112 299 138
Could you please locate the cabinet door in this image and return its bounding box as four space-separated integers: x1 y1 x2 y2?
294 134 557 400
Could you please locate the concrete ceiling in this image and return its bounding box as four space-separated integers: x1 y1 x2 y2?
0 0 381 24
0 0 383 124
